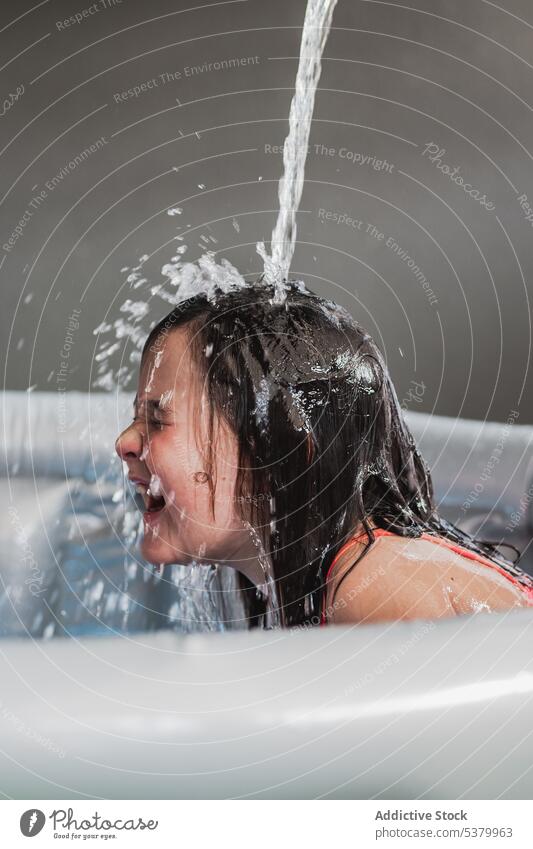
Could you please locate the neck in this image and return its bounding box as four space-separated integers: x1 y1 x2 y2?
235 556 267 588
224 527 270 589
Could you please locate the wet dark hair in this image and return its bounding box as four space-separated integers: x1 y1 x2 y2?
141 278 533 629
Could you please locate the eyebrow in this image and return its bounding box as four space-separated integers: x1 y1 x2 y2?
132 395 162 415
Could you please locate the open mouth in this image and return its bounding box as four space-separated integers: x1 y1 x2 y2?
130 477 166 514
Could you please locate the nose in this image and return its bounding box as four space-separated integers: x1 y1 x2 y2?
115 421 144 460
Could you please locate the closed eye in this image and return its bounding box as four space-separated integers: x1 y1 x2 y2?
129 412 165 429
132 397 166 425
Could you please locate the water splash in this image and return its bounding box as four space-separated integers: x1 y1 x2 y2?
86 0 339 632
257 0 339 301
243 520 282 629
161 250 249 304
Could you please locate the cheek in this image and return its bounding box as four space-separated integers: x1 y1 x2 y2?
152 433 211 514
150 425 241 531
149 431 201 479
212 446 242 526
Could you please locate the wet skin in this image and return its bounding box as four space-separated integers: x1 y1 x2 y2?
325 525 530 625
114 328 266 586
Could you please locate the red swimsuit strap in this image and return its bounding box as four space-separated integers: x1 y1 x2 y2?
320 527 533 625
320 528 384 625
323 527 387 585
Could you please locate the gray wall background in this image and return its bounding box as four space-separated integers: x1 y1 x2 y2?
2 0 532 422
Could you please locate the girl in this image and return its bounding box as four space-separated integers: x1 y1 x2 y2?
115 277 533 629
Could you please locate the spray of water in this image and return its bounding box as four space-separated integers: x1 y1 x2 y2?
92 0 339 630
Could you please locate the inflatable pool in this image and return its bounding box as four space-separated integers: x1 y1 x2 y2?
1 390 533 798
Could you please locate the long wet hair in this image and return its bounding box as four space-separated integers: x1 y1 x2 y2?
141 278 533 629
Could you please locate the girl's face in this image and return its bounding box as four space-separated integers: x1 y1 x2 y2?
114 328 248 567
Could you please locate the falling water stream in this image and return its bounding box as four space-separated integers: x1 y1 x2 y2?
257 0 339 300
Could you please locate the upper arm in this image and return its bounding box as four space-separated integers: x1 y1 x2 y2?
328 554 456 625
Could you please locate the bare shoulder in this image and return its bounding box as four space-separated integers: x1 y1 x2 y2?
327 533 528 625
327 535 455 625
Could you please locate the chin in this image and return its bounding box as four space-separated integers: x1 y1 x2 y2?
139 532 173 564
140 529 193 567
